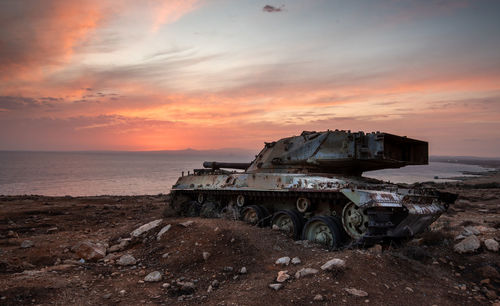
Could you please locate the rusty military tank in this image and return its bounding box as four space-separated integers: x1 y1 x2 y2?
165 130 456 249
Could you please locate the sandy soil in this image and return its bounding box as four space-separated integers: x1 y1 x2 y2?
0 171 499 305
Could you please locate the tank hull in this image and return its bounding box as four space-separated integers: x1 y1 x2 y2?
169 172 450 244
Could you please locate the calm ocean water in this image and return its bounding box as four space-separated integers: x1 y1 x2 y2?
0 151 491 196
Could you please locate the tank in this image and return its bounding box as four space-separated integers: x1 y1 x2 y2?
165 130 456 249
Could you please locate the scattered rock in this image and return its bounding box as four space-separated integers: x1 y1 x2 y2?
295 268 319 279
108 244 122 253
178 281 196 292
313 294 324 301
144 271 162 282
211 280 219 288
117 254 136 266
162 283 171 288
344 288 368 297
454 234 466 241
119 289 126 296
272 224 279 230
156 224 172 241
405 287 414 292
321 258 346 271
276 270 290 283
102 293 112 299
240 267 247 274
131 219 162 237
275 256 291 266
180 220 194 227
203 252 210 261
453 235 480 254
20 240 34 248
463 226 480 236
291 257 301 265
268 283 283 291
223 266 233 272
72 241 106 261
484 239 499 252
46 227 58 233
475 225 496 234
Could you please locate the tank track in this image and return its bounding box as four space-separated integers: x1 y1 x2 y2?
168 189 400 248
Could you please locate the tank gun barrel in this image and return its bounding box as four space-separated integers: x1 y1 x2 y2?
203 161 251 170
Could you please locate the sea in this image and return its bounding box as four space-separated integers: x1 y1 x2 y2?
0 151 493 196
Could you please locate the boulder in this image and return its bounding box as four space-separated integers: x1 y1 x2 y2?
453 235 480 254
240 267 247 274
117 254 136 266
144 271 162 282
344 288 368 297
484 239 499 252
73 241 106 261
275 256 291 266
156 224 172 241
131 219 162 237
321 258 346 271
295 268 318 279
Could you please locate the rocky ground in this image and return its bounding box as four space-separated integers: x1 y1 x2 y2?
0 172 499 305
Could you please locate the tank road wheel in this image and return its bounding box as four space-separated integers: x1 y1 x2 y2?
301 216 342 250
296 197 311 213
240 205 268 227
236 195 245 207
342 202 369 240
271 210 304 240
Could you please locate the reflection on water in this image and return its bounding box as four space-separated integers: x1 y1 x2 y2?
0 152 491 196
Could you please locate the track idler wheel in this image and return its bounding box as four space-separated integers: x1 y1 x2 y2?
301 216 342 250
240 205 269 227
271 210 304 240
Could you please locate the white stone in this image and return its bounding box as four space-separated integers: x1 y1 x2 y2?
203 252 210 261
131 219 162 237
484 239 499 252
240 267 247 274
156 224 171 241
144 271 162 282
275 256 291 266
295 267 318 279
344 288 368 297
321 258 346 271
179 220 194 227
117 254 136 266
268 283 283 291
313 294 324 301
291 257 301 265
454 235 480 254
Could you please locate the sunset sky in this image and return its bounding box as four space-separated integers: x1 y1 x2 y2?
1 0 499 156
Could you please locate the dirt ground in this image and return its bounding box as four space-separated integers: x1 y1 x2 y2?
1 171 499 305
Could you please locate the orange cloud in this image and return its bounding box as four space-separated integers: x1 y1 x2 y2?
0 0 106 82
150 0 201 32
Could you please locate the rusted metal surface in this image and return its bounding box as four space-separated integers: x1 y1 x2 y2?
170 129 453 243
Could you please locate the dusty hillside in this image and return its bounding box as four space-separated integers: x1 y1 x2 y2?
0 174 499 305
